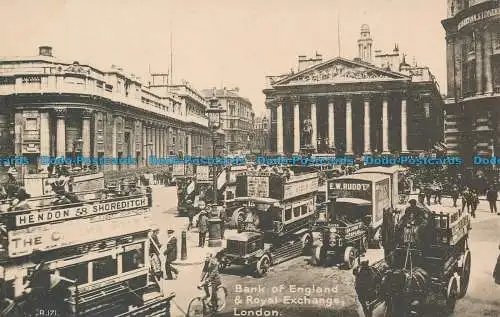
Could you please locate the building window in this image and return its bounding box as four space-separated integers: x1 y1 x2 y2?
93 256 117 281
59 262 88 285
285 207 292 221
493 55 500 90
495 32 500 50
293 206 301 218
463 60 476 96
122 246 145 272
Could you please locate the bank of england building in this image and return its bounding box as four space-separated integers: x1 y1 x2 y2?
0 46 214 175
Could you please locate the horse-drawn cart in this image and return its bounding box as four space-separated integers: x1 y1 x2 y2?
354 203 471 317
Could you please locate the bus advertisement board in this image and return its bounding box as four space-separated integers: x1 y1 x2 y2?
8 208 152 257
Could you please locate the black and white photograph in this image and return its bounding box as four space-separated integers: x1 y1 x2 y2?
0 0 499 316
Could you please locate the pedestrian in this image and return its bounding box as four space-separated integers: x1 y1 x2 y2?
381 207 395 265
461 187 471 214
450 184 459 208
198 210 209 247
162 229 179 280
417 187 425 205
424 184 432 205
433 181 442 204
186 200 195 231
486 187 498 214
494 244 500 284
471 190 479 218
218 204 227 239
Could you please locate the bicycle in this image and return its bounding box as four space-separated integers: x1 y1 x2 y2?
186 284 228 317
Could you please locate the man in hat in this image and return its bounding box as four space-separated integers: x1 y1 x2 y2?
198 209 209 247
450 184 460 208
162 230 179 280
486 186 498 214
186 199 195 231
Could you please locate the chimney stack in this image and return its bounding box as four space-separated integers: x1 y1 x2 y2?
39 46 53 57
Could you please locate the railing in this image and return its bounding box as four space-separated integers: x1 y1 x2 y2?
0 71 208 126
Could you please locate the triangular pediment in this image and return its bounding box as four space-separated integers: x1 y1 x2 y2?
272 57 409 86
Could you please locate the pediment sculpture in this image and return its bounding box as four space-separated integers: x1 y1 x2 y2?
64 65 91 75
288 64 388 84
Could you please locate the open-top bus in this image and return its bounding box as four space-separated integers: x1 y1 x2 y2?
0 189 173 317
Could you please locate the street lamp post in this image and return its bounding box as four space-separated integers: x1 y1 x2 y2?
205 93 226 247
206 96 225 204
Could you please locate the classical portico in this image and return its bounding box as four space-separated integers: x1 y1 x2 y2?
264 56 443 156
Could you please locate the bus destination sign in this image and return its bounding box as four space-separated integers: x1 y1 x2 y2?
15 197 148 227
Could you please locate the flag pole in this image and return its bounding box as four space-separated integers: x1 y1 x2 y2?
337 10 341 57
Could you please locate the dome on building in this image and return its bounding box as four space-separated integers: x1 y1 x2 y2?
361 24 370 32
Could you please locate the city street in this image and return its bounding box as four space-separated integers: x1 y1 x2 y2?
151 186 500 317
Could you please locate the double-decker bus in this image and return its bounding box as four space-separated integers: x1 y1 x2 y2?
0 189 173 316
218 168 318 277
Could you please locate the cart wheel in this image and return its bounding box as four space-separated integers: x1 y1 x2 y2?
458 250 471 298
254 254 271 277
186 297 204 317
343 246 358 269
215 285 228 312
311 245 324 266
301 233 312 255
444 274 459 314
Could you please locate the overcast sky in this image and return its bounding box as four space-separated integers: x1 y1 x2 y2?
1 0 447 115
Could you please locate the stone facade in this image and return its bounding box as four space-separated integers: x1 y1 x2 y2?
201 88 254 155
253 115 270 155
442 0 500 162
0 46 212 174
263 25 444 156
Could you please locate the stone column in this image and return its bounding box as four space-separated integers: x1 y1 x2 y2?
475 29 483 94
276 103 283 154
382 94 390 154
311 100 317 151
363 96 371 154
345 97 353 155
152 126 157 157
112 115 118 171
164 128 169 157
40 112 50 165
401 97 408 153
55 108 66 157
328 97 335 149
187 133 192 156
484 26 493 94
161 128 166 157
82 110 92 158
293 97 300 153
156 128 161 157
142 125 147 166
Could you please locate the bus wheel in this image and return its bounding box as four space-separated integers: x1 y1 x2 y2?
301 233 312 255
254 254 271 278
343 246 358 270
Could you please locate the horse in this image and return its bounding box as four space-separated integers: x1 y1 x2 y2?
381 267 430 317
354 260 390 317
